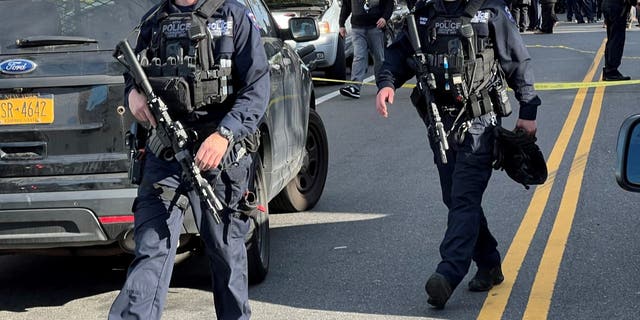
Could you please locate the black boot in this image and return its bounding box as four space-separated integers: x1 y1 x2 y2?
602 68 631 81
425 273 453 309
468 265 504 292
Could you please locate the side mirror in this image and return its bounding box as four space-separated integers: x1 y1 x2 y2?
287 17 320 42
616 114 640 192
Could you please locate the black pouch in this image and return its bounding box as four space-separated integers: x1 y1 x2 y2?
125 123 148 185
489 71 512 117
411 87 428 121
148 77 193 116
467 90 494 118
243 129 261 153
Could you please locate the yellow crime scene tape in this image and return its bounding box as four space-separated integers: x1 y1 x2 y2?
311 77 640 91
311 44 640 91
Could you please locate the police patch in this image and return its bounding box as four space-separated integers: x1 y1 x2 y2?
470 10 491 23
208 18 233 37
504 6 516 24
162 19 191 39
435 18 462 35
418 16 429 25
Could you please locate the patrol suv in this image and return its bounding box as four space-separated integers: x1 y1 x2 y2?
0 0 328 285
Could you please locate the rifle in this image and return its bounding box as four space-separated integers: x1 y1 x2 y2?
114 40 224 224
406 15 449 164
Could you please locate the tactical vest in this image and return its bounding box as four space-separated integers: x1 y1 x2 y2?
139 0 233 118
415 1 511 118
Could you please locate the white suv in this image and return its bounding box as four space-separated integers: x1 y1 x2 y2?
268 0 353 80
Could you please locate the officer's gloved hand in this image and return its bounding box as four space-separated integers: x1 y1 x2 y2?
492 126 547 189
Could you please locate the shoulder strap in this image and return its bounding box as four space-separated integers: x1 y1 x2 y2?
192 0 227 69
195 0 226 19
431 0 485 18
462 0 486 19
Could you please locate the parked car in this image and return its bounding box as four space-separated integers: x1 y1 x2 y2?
0 0 329 285
616 114 640 192
268 0 409 80
268 0 353 80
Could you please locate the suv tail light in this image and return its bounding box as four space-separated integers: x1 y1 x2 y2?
99 215 134 224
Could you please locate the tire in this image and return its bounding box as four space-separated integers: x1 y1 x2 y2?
325 36 346 80
246 154 270 285
271 108 329 212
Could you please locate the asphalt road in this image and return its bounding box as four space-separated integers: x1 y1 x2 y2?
2 18 640 320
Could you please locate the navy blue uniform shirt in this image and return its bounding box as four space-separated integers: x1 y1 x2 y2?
126 0 270 140
376 0 541 120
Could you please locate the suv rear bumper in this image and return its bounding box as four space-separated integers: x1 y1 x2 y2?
0 188 136 250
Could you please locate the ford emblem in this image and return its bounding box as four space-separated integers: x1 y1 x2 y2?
0 59 37 74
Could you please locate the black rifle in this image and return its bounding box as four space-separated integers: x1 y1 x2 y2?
114 40 223 224
406 15 449 164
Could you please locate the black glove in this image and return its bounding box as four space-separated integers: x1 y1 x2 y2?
493 126 548 189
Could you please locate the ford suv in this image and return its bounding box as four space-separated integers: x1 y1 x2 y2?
0 0 329 284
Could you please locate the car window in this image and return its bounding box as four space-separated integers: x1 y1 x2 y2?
242 0 278 37
0 0 159 54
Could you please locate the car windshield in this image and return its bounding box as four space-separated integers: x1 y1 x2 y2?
0 0 160 54
264 0 327 9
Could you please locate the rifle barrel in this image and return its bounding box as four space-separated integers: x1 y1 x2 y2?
118 40 155 99
406 15 422 53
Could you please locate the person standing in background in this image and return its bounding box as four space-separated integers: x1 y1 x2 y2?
536 0 558 33
528 0 541 30
602 0 636 80
513 0 532 32
575 0 596 23
339 0 394 99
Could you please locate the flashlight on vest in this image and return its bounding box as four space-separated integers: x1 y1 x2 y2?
443 56 450 91
459 24 476 59
189 24 207 42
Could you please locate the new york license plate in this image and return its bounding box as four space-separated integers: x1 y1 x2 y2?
0 94 54 125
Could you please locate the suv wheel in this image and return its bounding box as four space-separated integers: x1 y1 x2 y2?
271 108 329 212
247 154 270 285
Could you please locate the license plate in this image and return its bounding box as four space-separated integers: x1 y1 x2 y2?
0 94 54 125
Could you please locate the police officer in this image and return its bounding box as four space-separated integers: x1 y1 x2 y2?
108 0 269 319
375 0 541 309
602 0 636 81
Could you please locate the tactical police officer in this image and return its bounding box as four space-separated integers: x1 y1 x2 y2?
108 0 269 319
375 0 541 309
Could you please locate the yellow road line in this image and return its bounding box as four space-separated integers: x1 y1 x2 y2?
525 44 640 60
522 65 607 320
476 38 607 320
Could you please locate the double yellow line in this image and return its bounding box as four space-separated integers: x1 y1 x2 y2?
477 39 608 319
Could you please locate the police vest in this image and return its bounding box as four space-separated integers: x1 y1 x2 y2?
139 0 233 118
415 2 509 117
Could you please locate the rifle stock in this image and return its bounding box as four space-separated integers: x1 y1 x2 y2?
115 40 224 224
406 15 449 164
